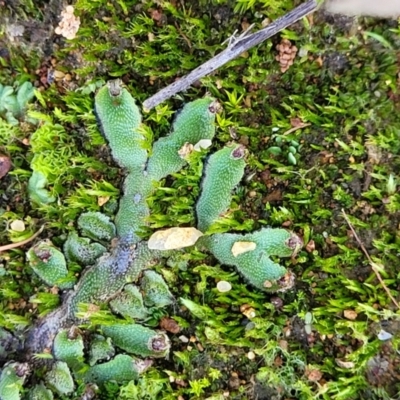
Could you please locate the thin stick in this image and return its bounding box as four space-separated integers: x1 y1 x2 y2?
282 123 311 136
342 209 400 310
0 225 45 254
143 0 318 110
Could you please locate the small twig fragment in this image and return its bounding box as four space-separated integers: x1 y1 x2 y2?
282 123 311 136
342 209 400 310
0 225 45 254
143 0 318 110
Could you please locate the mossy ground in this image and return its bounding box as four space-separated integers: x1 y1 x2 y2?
0 0 400 399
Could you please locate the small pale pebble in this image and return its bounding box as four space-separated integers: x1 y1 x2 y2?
298 47 308 57
10 220 25 232
179 335 189 343
247 351 255 360
248 190 257 198
193 139 212 151
377 329 393 341
53 70 65 80
217 280 232 293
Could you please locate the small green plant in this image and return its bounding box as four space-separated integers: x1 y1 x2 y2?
265 134 301 165
0 81 301 398
1 2 400 398
0 82 35 125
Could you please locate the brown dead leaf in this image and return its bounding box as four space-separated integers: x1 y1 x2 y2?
241 20 250 32
149 8 164 22
0 155 11 179
278 339 288 351
281 220 292 227
305 367 322 382
343 310 358 320
263 189 283 203
160 317 180 334
305 240 315 253
366 142 382 164
274 356 283 367
290 118 303 127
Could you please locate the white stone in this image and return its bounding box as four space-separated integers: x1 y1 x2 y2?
377 329 393 341
10 220 25 232
193 139 212 151
216 281 232 293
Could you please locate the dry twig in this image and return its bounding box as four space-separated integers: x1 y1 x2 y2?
143 0 318 110
342 209 400 310
282 123 311 136
0 225 45 254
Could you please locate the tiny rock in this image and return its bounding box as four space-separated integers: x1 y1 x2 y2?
178 335 189 343
377 329 393 341
240 304 256 319
335 359 355 369
270 296 283 309
217 280 232 293
10 220 25 232
343 310 358 320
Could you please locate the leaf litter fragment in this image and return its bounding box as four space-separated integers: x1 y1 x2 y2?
148 227 203 250
231 241 256 257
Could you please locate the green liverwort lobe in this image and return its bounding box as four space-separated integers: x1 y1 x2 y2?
85 354 151 385
95 80 147 172
64 232 106 265
102 324 170 358
53 327 84 369
26 240 72 288
146 98 217 181
45 361 74 396
88 335 115 366
0 363 29 400
78 212 116 241
109 284 149 320
196 144 246 232
141 271 174 308
30 383 54 400
28 170 56 205
201 228 300 291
